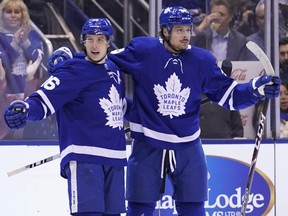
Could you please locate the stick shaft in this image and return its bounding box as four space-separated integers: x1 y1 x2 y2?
7 153 60 177
240 41 275 215
240 98 269 215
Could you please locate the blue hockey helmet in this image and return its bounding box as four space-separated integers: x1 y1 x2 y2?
80 18 114 43
159 6 193 30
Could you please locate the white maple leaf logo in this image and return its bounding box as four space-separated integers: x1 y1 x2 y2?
99 84 124 129
154 73 190 119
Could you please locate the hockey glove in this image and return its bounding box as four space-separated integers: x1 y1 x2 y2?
47 47 73 75
250 75 281 100
4 100 29 129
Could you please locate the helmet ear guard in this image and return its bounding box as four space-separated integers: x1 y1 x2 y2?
80 18 114 43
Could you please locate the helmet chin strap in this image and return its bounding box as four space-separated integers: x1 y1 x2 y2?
165 38 183 54
163 29 183 54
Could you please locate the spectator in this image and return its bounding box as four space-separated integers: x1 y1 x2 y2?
0 0 43 139
280 82 288 138
0 0 43 100
277 37 288 137
247 0 265 60
232 0 258 36
191 0 249 61
279 37 288 83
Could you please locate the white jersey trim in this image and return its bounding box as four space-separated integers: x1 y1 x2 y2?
228 89 236 110
36 89 55 114
40 101 48 119
61 144 127 160
130 122 200 143
70 161 78 213
218 80 238 107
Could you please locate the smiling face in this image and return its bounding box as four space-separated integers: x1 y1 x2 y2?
83 34 109 63
2 3 23 32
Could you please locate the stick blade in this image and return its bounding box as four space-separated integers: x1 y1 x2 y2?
246 41 275 76
7 167 27 177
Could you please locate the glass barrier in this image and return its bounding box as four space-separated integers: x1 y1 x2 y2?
0 0 286 141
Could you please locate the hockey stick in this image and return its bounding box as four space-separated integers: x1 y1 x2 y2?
7 153 60 177
7 127 131 177
239 41 275 216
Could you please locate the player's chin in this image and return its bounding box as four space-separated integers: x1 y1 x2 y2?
88 53 104 62
179 43 189 50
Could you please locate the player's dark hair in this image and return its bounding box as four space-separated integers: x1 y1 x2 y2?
159 28 166 39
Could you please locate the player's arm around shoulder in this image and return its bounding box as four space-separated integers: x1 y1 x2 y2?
49 57 87 78
47 47 85 74
111 36 158 57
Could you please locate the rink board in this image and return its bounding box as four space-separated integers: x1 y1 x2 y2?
0 139 287 215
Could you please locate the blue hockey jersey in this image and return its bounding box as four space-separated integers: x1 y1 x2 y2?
25 57 127 175
108 37 259 149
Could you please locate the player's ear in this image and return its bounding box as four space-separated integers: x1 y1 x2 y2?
163 28 169 37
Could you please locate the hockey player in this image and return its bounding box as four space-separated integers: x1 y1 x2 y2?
4 18 128 216
45 6 281 216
